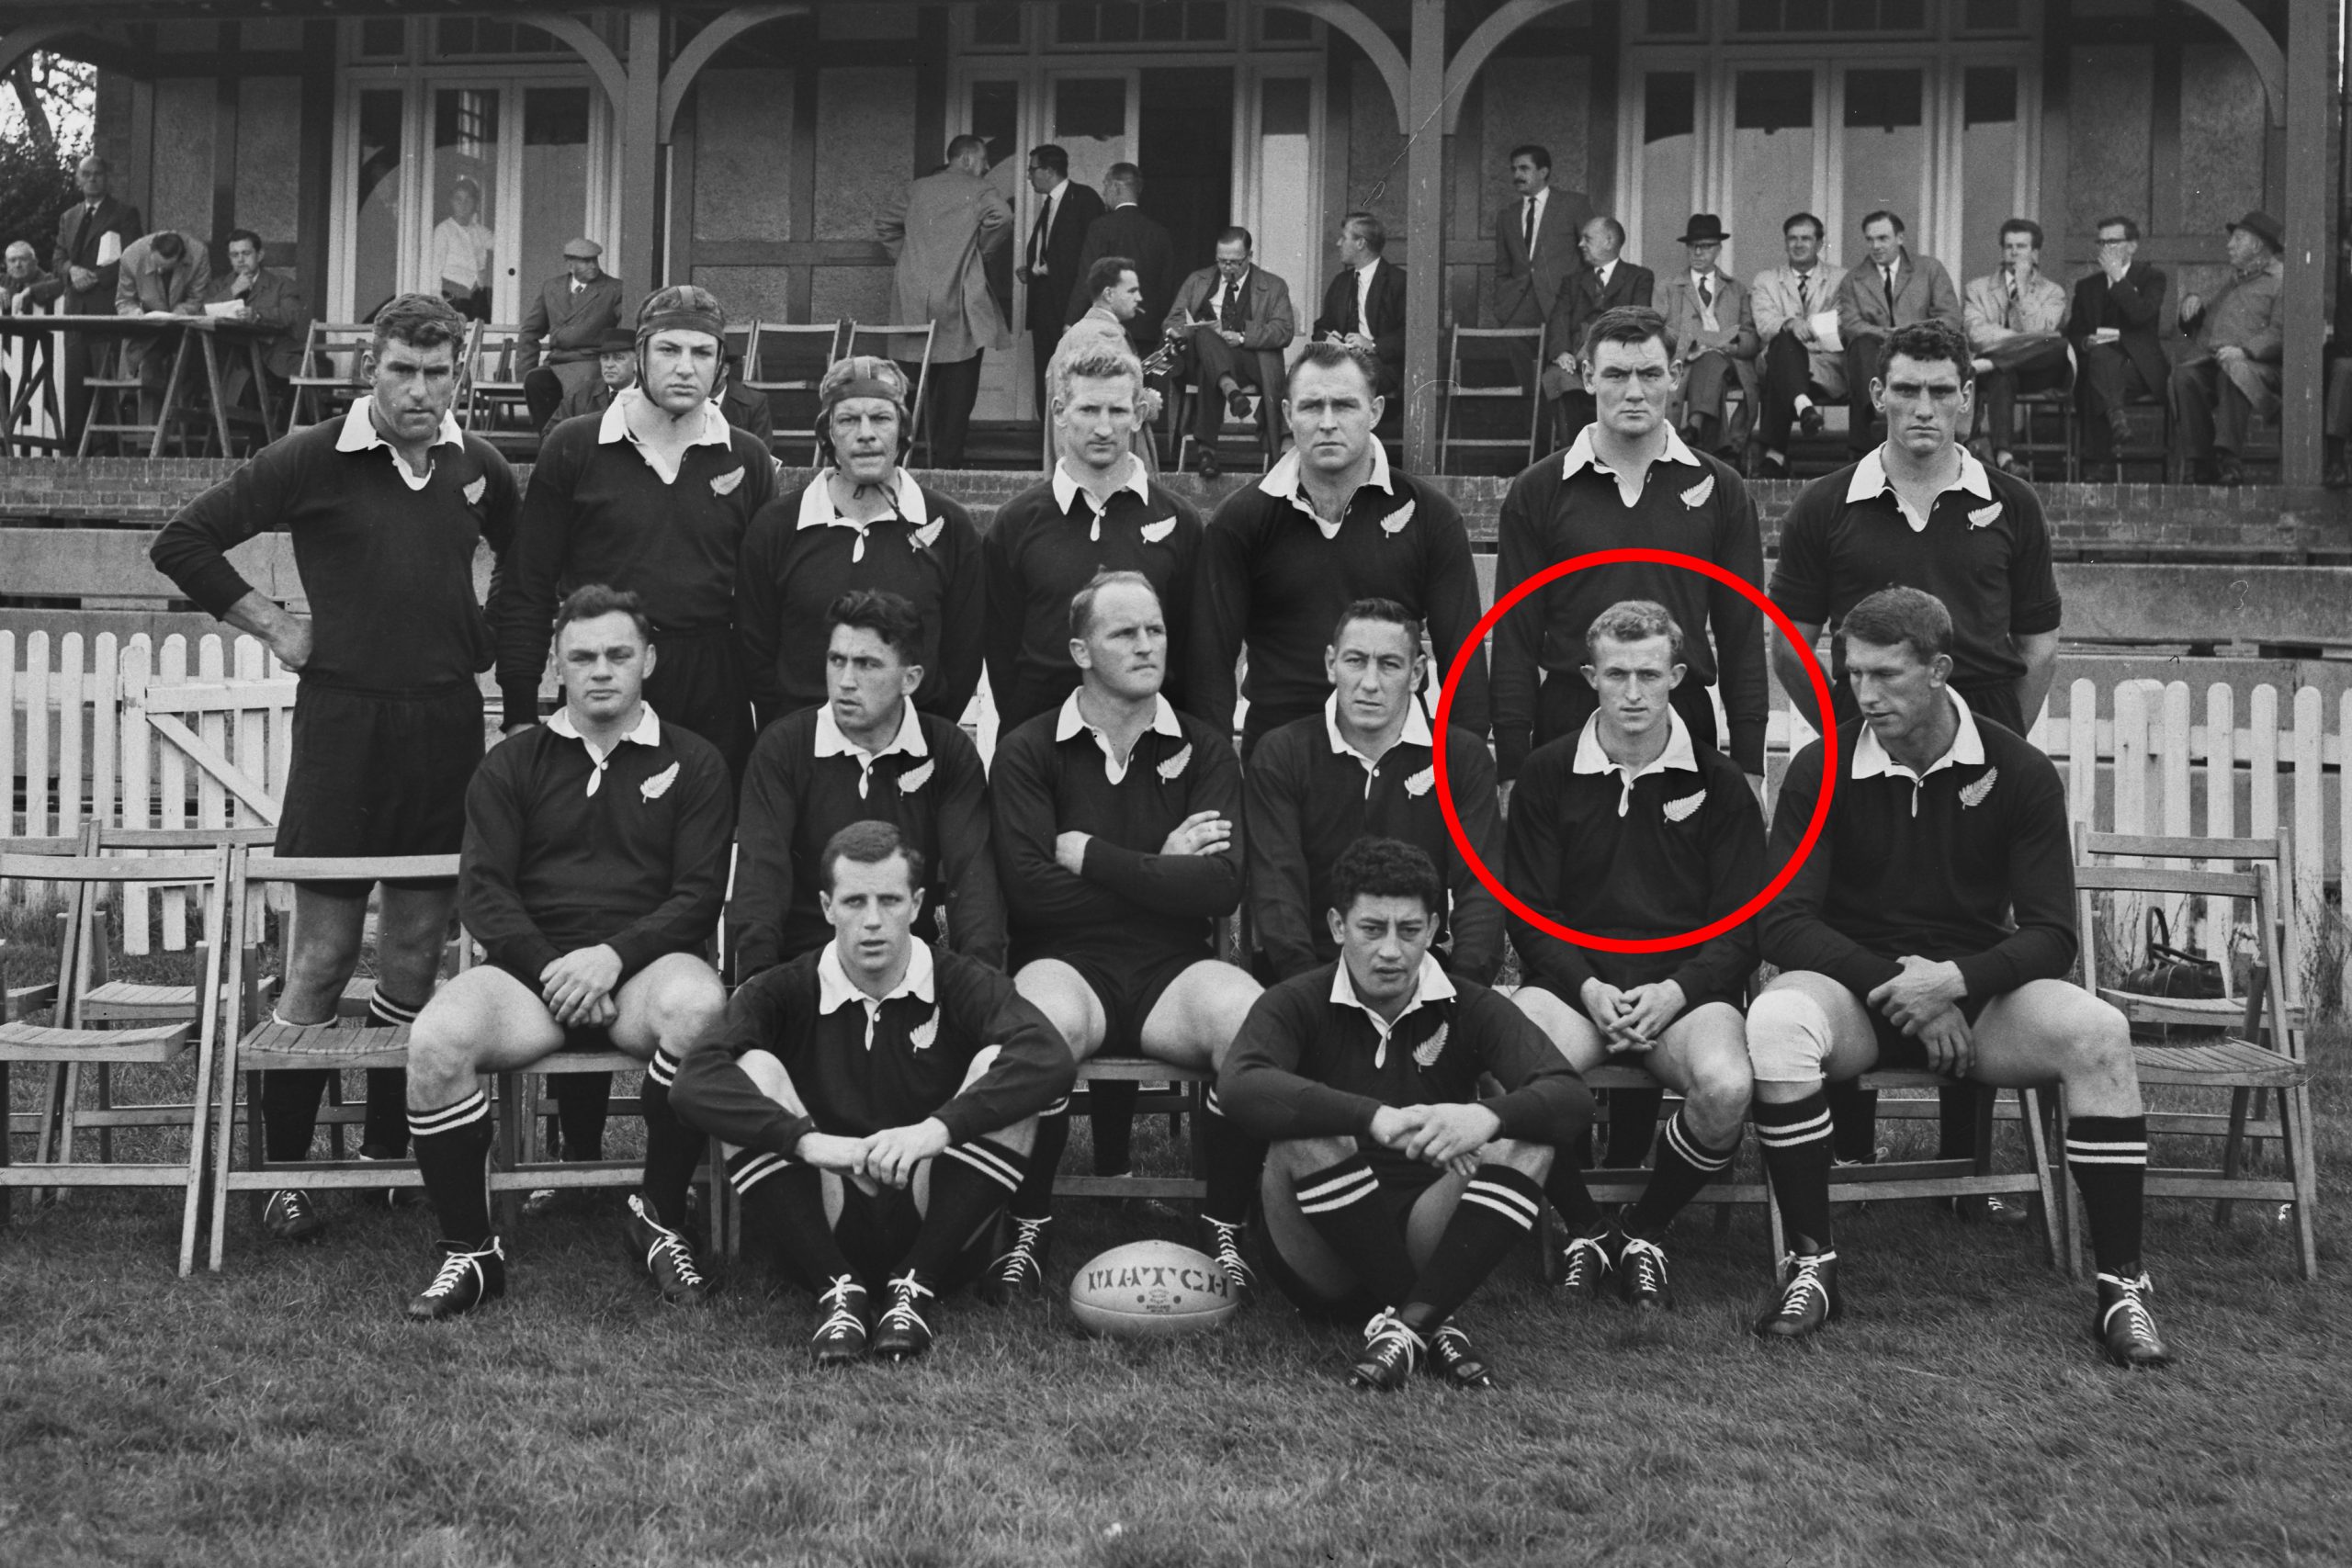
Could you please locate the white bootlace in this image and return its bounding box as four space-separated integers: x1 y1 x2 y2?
1359 1308 1427 1374
2098 1271 2157 1340
1621 1236 1669 1288
1561 1235 1611 1283
633 1197 705 1286
423 1242 496 1300
879 1271 935 1335
1209 1222 1255 1286
994 1217 1048 1283
815 1275 866 1341
1776 1250 1835 1320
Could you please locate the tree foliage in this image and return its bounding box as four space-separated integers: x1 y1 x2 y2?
0 130 76 268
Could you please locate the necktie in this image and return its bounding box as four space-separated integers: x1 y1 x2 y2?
1523 197 1536 255
1883 265 1898 316
1030 197 1052 270
1797 272 1811 315
2005 274 2018 330
1699 274 1714 310
1220 272 1247 333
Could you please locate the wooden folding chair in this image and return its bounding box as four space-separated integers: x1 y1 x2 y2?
285 321 376 433
460 321 532 440
2074 830 2319 1280
1438 326 1545 472
0 846 233 1275
745 319 850 467
207 850 459 1269
840 321 935 467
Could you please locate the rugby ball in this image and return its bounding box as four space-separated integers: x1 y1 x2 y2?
1068 1240 1238 1337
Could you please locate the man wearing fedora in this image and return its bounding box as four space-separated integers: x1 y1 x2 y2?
2170 210 2285 486
1656 215 1758 462
540 328 639 435
521 236 626 431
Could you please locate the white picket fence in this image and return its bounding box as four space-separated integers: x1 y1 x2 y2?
4 632 2346 978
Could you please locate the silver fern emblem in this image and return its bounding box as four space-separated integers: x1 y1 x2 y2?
1662 791 1704 822
1378 499 1416 536
1158 742 1193 781
1966 502 2002 529
1959 767 1997 807
1411 1021 1448 1069
1680 473 1714 509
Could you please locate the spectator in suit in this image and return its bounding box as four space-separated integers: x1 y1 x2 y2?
2068 215 2168 465
1162 226 1296 479
53 153 142 446
876 135 1013 468
1310 211 1407 401
1022 144 1104 424
1655 214 1758 460
205 228 312 414
1543 216 1653 448
1064 163 1176 357
1492 144 1592 337
718 346 774 448
115 229 211 425
1963 219 2071 478
1832 210 1962 457
1745 211 1848 478
2171 209 2286 486
3 240 62 313
540 328 638 435
518 236 626 430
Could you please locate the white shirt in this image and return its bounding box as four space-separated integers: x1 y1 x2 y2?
816 937 936 1051
597 386 734 486
794 466 932 563
1051 455 1152 541
1521 188 1549 261
1593 259 1617 290
546 702 663 795
1031 177 1070 270
1571 705 1698 817
1845 445 1995 534
1851 689 1986 818
429 215 493 290
1352 257 1380 333
334 395 463 491
1329 951 1457 1069
1690 268 1721 333
1055 689 1182 784
814 699 929 799
1207 267 1250 319
1257 435 1396 541
1322 690 1434 796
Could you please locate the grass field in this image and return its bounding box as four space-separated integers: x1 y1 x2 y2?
5 919 2348 1566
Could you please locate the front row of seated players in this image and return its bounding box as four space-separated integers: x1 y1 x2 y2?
1505 599 1764 1310
986 569 1267 1298
1221 838 1592 1389
402 585 736 1319
670 821 1074 1363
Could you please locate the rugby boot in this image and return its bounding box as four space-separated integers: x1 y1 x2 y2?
624 1194 713 1306
1753 1249 1841 1340
871 1270 938 1362
261 1189 325 1243
1204 1218 1256 1305
979 1215 1052 1304
1555 1229 1614 1300
407 1237 507 1322
2094 1270 2174 1369
809 1275 870 1369
1424 1320 1496 1390
1949 1193 2034 1228
1617 1235 1673 1312
1347 1308 1427 1393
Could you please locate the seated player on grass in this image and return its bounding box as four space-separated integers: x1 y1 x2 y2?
1245 597 1503 987
729 589 1002 982
988 569 1265 1301
1504 599 1763 1310
403 585 734 1321
1220 838 1592 1390
671 822 1075 1364
1747 586 2169 1367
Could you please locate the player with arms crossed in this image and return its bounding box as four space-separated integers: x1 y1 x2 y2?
988 570 1264 1297
1221 838 1592 1389
1746 587 2169 1366
1505 601 1763 1308
401 587 734 1319
673 822 1075 1363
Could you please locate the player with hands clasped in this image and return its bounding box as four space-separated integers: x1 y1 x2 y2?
1221 838 1592 1391
401 587 734 1321
670 822 1074 1365
1746 587 2170 1367
1504 600 1764 1309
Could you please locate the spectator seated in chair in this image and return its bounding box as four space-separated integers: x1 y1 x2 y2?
1161 225 1295 479
1962 219 2072 478
2170 210 2286 487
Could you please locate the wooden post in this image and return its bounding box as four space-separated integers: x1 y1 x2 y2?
619 5 666 306
2278 0 2330 488
1402 0 1447 472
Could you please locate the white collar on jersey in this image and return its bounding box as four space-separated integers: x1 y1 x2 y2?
816 939 937 1050
1056 689 1182 784
1258 435 1396 540
546 702 662 795
1559 422 1699 480
1571 705 1699 817
1323 689 1432 772
1052 456 1152 513
1851 686 1986 787
1846 446 1995 533
1329 952 1457 1067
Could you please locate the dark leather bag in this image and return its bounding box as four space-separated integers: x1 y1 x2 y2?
2118 908 2223 1000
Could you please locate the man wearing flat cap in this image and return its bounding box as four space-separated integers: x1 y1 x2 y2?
2170 209 2286 486
1656 215 1758 461
521 236 626 431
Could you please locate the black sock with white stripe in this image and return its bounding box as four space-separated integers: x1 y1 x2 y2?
1402 1165 1544 1327
2065 1114 2149 1275
638 1050 701 1229
1623 1111 1736 1241
409 1090 493 1246
1292 1152 1416 1306
1006 1097 1069 1223
361 990 424 1156
729 1150 854 1292
907 1137 1030 1277
1755 1091 1837 1253
1201 1086 1264 1228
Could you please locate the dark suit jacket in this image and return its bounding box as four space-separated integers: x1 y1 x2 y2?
1065 202 1178 354
2067 262 2169 395
1025 181 1106 333
1493 186 1593 325
1312 259 1408 393
1542 260 1655 371
1164 264 1297 350
519 270 625 371
53 195 143 313
207 266 313 379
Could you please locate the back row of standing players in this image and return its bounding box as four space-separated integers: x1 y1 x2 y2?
150 283 2172 1387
